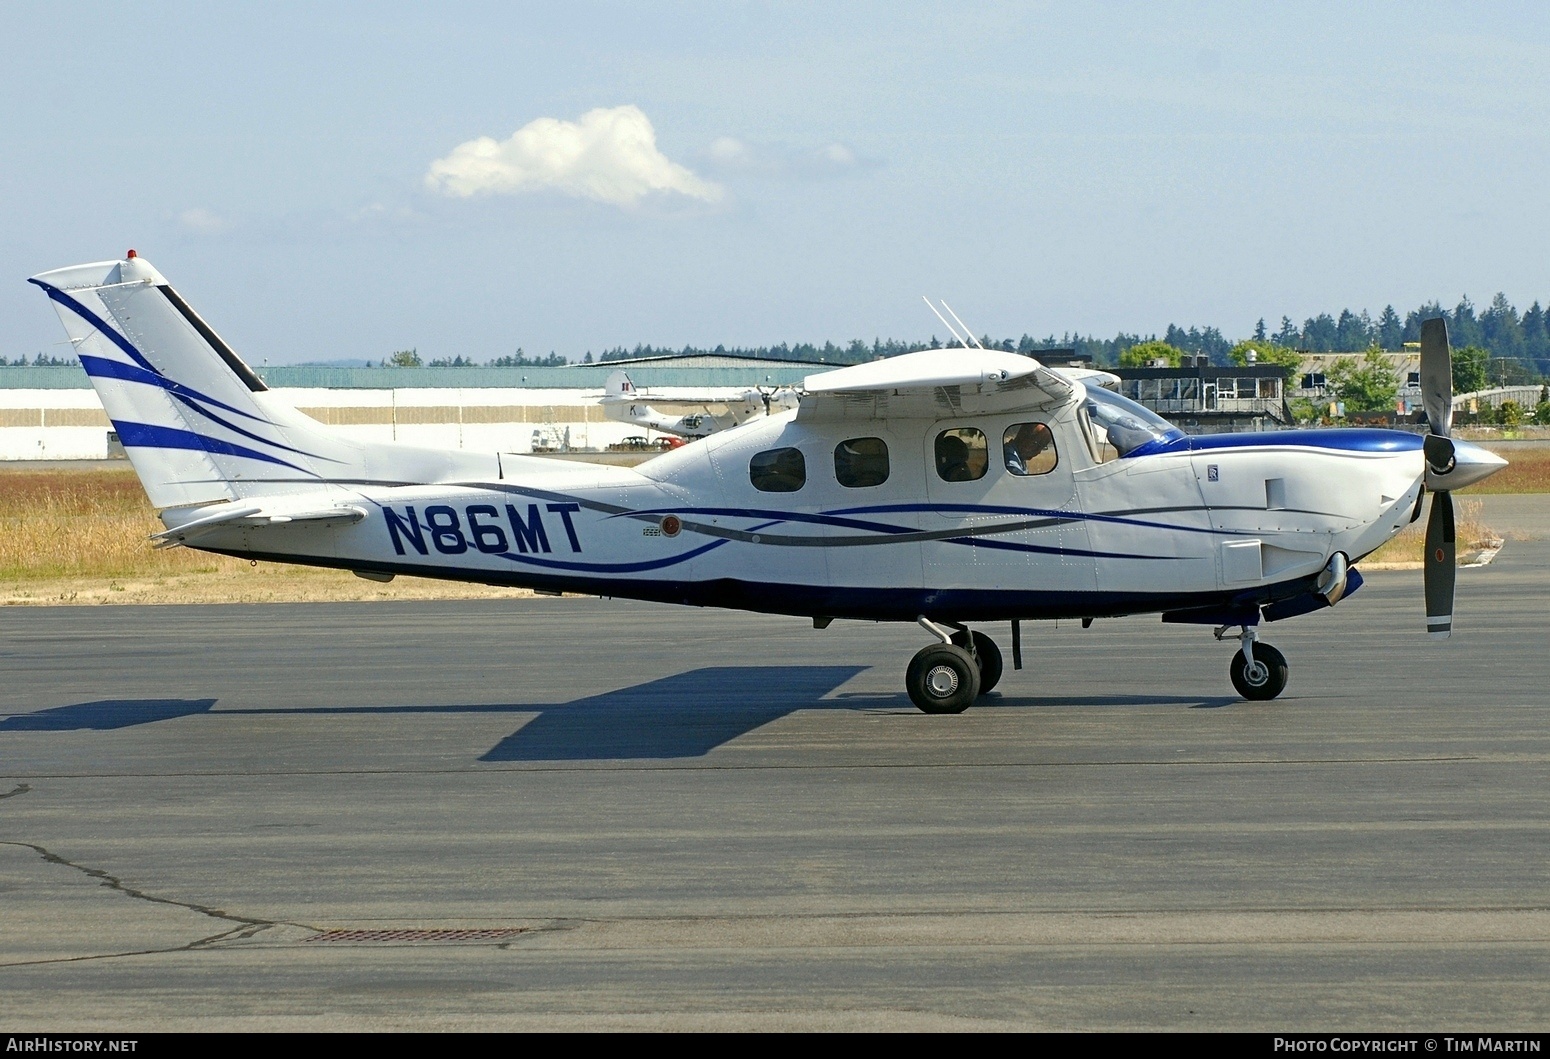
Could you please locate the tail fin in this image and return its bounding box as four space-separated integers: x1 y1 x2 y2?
604 370 636 398
31 254 499 511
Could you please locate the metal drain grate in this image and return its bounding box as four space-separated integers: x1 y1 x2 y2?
304 928 529 943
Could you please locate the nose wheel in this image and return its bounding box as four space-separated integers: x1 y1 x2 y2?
1218 624 1288 700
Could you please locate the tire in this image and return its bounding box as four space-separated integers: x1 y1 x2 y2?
952 630 1004 695
906 644 981 714
1230 643 1288 700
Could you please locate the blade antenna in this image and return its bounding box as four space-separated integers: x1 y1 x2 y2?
941 301 985 349
923 296 969 348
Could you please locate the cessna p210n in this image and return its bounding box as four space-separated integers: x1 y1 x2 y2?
32 254 1507 713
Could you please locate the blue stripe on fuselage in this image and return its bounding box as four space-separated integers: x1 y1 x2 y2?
1127 428 1424 458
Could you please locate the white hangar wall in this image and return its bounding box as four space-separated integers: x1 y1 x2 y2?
0 387 646 460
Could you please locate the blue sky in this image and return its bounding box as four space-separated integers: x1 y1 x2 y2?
4 2 1548 364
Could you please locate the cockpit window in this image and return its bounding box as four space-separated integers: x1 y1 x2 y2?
935 428 988 482
1081 384 1183 463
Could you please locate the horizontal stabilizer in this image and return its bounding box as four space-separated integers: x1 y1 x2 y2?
152 503 368 547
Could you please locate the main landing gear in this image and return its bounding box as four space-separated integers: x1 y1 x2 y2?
901 616 1291 713
906 617 1003 714
1216 623 1288 701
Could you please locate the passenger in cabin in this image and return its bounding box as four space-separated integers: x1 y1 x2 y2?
935 429 988 482
1003 422 1055 476
936 435 972 481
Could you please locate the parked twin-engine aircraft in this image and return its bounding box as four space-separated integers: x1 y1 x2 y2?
600 369 799 439
32 254 1507 712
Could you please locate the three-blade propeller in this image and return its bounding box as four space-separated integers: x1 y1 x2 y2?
1420 318 1456 639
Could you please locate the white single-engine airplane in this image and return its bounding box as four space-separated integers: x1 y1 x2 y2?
601 369 800 439
32 254 1507 712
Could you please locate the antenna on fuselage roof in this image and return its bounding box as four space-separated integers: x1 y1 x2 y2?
940 301 985 349
917 296 967 350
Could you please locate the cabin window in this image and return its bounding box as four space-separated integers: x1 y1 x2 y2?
749 447 806 492
935 428 988 482
834 437 889 488
1002 423 1057 476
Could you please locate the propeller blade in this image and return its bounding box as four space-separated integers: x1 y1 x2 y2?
1423 433 1456 477
1420 317 1453 439
1424 490 1455 639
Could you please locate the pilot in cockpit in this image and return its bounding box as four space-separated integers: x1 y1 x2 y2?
1003 422 1054 476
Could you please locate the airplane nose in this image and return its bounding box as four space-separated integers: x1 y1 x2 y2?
1425 439 1508 491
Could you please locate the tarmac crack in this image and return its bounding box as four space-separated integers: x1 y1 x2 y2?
0 839 316 968
0 784 31 799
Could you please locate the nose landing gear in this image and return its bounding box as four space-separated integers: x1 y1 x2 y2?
1217 623 1288 700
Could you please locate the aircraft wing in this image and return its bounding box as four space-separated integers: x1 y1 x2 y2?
153 501 368 548
798 349 1078 421
1052 366 1121 391
603 370 767 410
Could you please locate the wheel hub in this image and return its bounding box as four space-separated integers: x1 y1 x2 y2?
1245 661 1269 686
925 665 959 697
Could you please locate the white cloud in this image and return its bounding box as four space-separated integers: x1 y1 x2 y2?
699 138 869 178
178 207 229 234
818 143 856 167
425 105 721 207
708 136 750 164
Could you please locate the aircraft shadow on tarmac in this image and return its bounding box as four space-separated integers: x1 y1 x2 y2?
0 698 218 731
477 665 868 760
0 668 866 761
2 671 1236 760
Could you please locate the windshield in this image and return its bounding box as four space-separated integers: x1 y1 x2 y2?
1081 384 1184 458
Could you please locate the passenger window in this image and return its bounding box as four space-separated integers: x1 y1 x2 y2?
834 437 889 488
934 428 988 482
1002 423 1057 476
749 447 806 492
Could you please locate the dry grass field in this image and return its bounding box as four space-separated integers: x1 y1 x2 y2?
1453 445 1550 493
0 445 1541 604
0 467 534 605
1360 495 1499 568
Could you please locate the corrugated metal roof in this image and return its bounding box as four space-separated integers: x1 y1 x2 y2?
592 352 830 368
0 363 819 390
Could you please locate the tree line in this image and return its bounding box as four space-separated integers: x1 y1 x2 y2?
7 293 1548 380
393 291 1550 379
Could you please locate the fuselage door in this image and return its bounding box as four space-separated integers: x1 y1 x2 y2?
922 416 1096 594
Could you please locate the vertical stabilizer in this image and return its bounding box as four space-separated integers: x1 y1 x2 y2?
29 255 364 509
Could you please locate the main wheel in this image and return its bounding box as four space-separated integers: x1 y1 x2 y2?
1230 643 1288 700
952 630 1004 695
906 643 981 714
